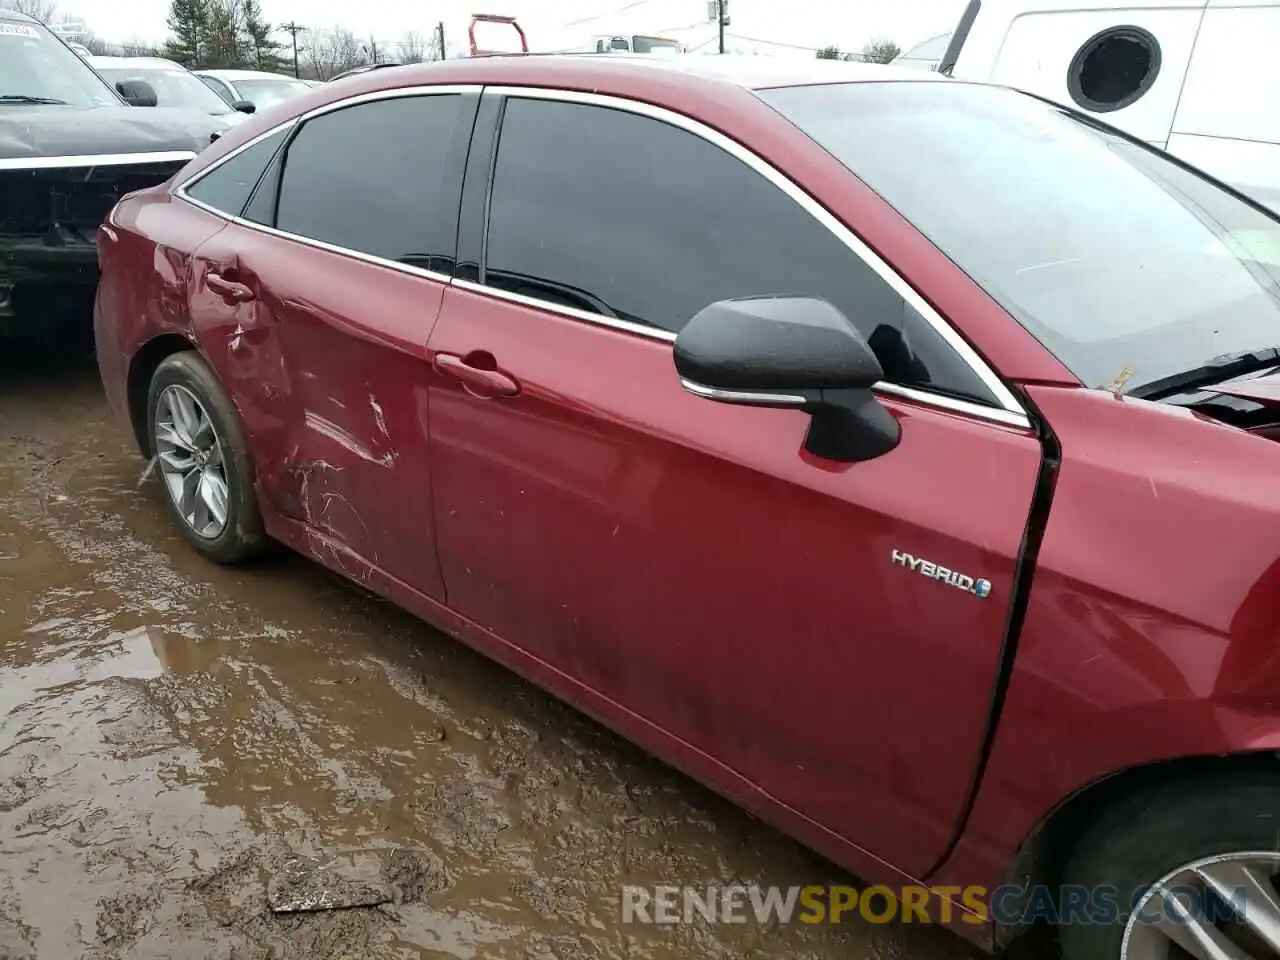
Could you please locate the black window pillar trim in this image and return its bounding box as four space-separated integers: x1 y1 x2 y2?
238 124 296 222
454 89 504 285
429 90 482 277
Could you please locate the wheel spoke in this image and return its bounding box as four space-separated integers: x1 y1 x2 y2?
190 411 215 450
201 469 229 528
1157 883 1254 960
1198 861 1280 953
191 473 212 532
178 467 201 522
158 450 195 473
205 441 224 468
156 421 192 454
162 467 187 513
170 388 201 445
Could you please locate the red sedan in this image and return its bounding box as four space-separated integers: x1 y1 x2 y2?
94 53 1280 960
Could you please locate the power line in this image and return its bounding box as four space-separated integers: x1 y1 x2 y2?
724 32 832 53
280 21 306 77
556 0 658 29
648 20 715 36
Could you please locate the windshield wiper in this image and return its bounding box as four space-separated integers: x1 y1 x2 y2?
0 95 68 105
1128 346 1280 401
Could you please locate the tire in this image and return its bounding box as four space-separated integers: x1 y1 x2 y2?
1059 772 1280 960
145 351 268 564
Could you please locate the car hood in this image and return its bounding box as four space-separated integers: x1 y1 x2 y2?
0 105 223 161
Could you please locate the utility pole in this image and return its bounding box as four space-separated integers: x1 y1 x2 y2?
715 0 729 54
281 21 306 77
435 20 446 60
368 35 378 63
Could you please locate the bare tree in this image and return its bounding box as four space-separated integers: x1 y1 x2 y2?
0 0 57 23
398 29 427 63
334 27 365 70
303 25 364 79
860 37 902 64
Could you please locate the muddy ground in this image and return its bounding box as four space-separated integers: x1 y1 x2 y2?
0 344 1049 959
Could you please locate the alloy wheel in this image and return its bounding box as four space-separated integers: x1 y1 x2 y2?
1122 852 1280 960
154 384 230 539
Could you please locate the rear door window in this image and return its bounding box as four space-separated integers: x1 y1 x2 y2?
274 94 464 273
481 95 997 405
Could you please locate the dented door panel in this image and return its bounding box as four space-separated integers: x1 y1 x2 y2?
189 222 448 601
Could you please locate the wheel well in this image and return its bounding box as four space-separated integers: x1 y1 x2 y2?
995 750 1280 950
126 334 196 456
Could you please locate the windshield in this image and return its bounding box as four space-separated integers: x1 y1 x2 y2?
95 65 233 114
0 19 120 108
233 77 310 108
759 81 1280 393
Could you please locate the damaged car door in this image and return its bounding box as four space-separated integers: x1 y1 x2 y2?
426 92 1041 878
183 91 477 599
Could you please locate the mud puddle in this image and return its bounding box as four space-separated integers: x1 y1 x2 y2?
0 349 1012 958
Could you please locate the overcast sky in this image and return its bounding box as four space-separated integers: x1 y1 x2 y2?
58 0 964 57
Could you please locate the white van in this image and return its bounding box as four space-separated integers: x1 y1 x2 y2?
942 0 1280 212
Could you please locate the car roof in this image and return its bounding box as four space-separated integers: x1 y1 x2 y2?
0 7 37 22
568 53 946 89
386 53 945 92
360 53 952 95
196 69 304 81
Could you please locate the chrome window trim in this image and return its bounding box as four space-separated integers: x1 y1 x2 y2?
0 150 197 171
875 382 1029 427
482 85 1030 429
458 281 1029 428
452 276 678 342
677 378 1024 427
173 85 483 287
680 378 808 407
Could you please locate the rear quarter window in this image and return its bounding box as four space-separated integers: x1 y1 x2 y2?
184 127 291 218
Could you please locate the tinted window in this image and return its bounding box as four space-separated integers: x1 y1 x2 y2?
276 94 462 272
484 97 994 403
242 140 285 227
759 82 1280 393
186 127 289 216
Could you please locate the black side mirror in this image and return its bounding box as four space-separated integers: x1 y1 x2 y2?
116 79 158 107
232 99 256 114
673 296 901 463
